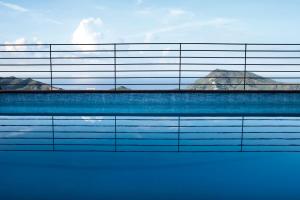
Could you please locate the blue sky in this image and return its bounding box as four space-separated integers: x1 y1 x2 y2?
1 0 300 44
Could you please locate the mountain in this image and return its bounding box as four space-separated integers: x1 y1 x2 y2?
1 70 299 91
0 76 61 90
115 86 130 90
188 69 300 90
0 76 130 91
109 86 131 90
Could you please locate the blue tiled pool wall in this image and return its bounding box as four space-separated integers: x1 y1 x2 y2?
1 92 300 116
1 92 300 106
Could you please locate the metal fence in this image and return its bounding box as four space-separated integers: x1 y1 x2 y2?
2 43 300 91
1 115 300 152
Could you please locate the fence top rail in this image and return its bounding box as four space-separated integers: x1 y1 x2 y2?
2 42 300 46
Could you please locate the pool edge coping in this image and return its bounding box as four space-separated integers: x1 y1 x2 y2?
2 90 300 94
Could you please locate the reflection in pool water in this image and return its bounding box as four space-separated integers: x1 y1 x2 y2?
1 115 300 152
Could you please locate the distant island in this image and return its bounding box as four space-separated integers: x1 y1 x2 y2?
112 86 131 90
188 69 300 90
0 77 61 90
0 70 299 90
0 76 130 91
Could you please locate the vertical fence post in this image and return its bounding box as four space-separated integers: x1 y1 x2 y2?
51 116 55 151
49 44 53 91
114 44 117 91
178 43 182 90
243 44 247 91
240 116 244 152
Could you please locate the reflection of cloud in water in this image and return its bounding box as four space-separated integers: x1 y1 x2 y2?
81 116 103 123
7 127 33 137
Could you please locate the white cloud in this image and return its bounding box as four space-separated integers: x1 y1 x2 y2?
144 32 154 43
168 9 186 17
71 17 103 50
0 1 63 25
163 8 195 25
32 37 43 45
142 18 237 42
159 47 172 63
4 38 27 51
162 47 171 56
3 37 45 51
0 1 28 12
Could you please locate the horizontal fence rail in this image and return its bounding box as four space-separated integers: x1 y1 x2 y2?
1 115 300 152
2 43 300 91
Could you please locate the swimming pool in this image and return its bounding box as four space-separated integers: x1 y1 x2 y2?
1 91 300 199
1 91 300 152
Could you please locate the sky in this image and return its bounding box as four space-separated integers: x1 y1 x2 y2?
1 0 300 90
1 0 300 44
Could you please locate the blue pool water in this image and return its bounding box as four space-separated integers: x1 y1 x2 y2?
1 92 300 199
1 151 300 199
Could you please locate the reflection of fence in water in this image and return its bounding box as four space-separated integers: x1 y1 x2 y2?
1 116 300 152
